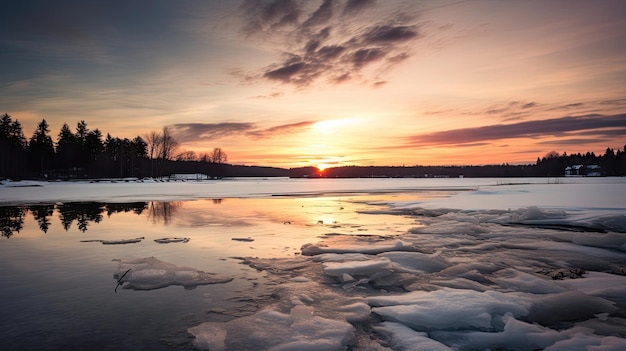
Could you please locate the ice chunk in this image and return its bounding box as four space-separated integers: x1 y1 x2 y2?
369 288 531 331
492 268 567 294
154 237 190 243
232 237 254 242
271 281 371 323
113 257 232 290
525 291 617 325
81 237 144 245
188 308 355 351
432 313 565 351
301 240 416 256
379 251 449 273
573 232 626 251
373 321 453 351
546 332 626 351
188 323 227 351
322 258 391 277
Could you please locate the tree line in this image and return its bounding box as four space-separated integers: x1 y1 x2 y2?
289 147 626 178
1 113 230 179
2 113 624 180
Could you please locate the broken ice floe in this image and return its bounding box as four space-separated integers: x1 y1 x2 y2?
189 308 355 351
154 237 190 243
81 237 144 245
373 322 453 351
188 280 365 351
301 239 417 255
185 184 626 350
112 257 232 290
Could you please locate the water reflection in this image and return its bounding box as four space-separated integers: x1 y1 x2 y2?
0 202 152 237
0 194 420 240
147 201 181 225
28 204 54 233
0 206 25 238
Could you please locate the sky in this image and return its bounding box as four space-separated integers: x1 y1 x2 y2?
1 0 625 169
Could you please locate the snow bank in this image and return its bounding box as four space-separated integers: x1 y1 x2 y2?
113 257 232 290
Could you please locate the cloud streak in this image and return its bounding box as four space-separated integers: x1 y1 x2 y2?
236 0 421 87
169 123 255 142
169 120 315 142
247 121 316 138
407 114 626 146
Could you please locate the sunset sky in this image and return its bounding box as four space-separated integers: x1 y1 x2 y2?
1 0 625 168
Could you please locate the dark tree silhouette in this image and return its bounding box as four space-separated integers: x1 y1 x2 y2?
55 123 79 176
0 206 25 238
0 113 27 178
28 204 54 233
28 119 55 178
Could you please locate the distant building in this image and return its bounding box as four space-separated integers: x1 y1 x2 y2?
585 165 602 177
565 164 601 177
565 165 583 176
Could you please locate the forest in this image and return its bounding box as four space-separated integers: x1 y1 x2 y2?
0 113 285 179
1 113 625 180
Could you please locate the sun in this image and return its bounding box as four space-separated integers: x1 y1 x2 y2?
316 163 331 171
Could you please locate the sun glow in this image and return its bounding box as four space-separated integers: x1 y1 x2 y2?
316 164 332 171
312 118 359 135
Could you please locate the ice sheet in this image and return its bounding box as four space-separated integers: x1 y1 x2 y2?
113 257 232 290
4 177 626 349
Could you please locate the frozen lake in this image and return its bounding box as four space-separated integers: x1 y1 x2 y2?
1 177 625 350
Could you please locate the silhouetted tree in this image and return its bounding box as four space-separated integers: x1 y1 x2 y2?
28 119 55 177
56 123 78 175
0 113 27 178
28 204 54 233
0 206 25 238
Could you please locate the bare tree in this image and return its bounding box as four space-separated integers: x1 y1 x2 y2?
160 127 179 161
144 130 162 177
176 150 197 161
144 130 162 160
209 148 228 164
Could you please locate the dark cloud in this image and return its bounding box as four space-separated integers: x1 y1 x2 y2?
350 48 385 67
364 25 419 43
236 0 421 87
169 120 315 142
372 80 387 88
538 138 609 145
169 123 255 142
599 99 626 106
239 0 302 36
407 114 626 146
546 102 585 111
264 62 307 81
303 0 335 28
484 101 538 116
342 0 377 15
317 45 346 60
247 121 316 138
